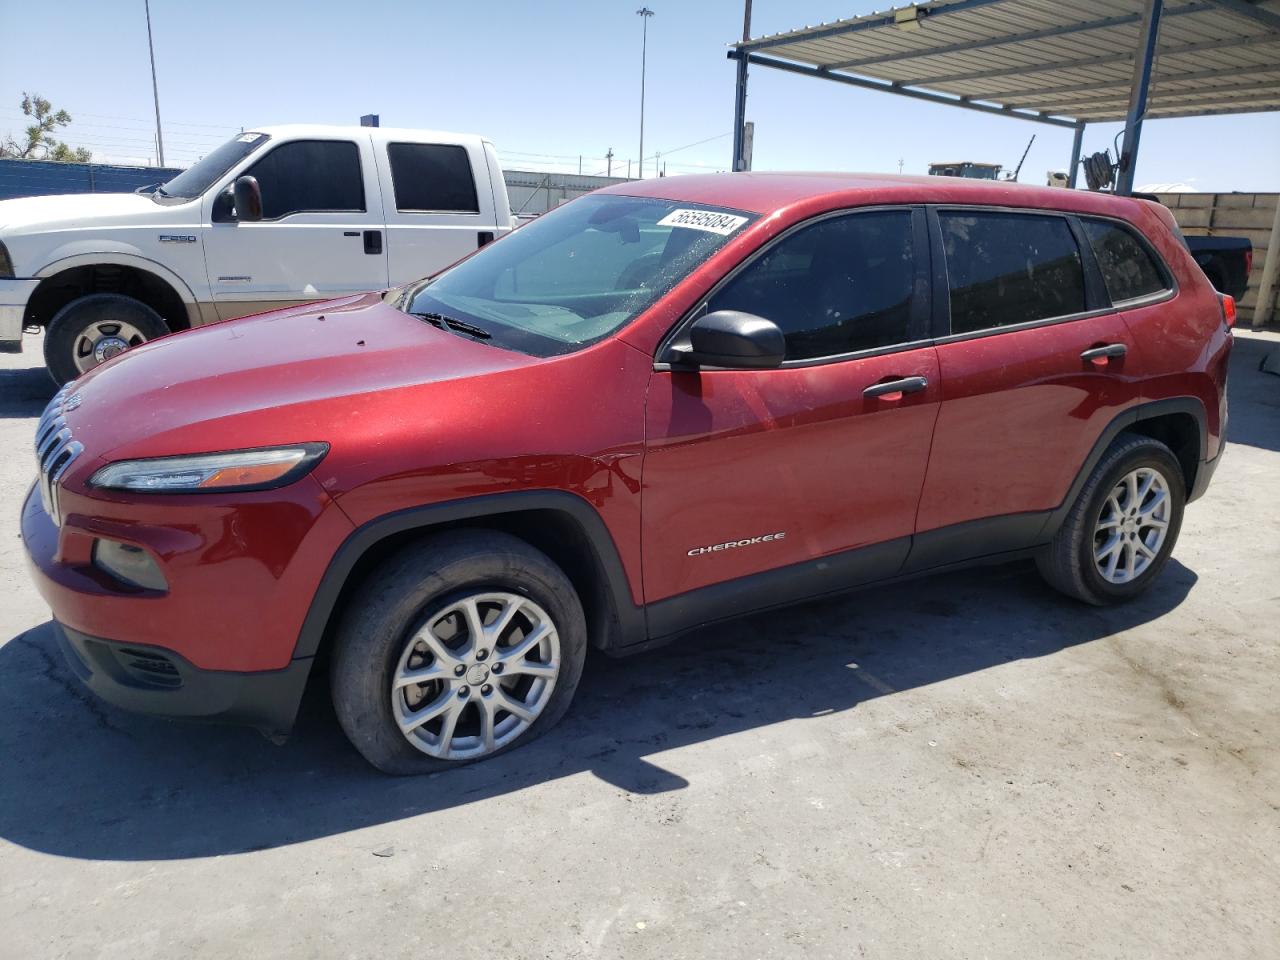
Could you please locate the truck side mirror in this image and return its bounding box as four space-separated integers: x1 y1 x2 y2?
233 176 263 222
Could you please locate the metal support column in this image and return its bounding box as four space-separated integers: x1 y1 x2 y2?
1116 0 1163 195
731 0 753 171
1067 123 1085 188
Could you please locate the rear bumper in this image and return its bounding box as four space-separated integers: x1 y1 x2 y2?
54 622 312 739
0 278 38 349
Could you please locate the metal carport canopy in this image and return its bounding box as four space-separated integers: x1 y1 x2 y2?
728 0 1280 188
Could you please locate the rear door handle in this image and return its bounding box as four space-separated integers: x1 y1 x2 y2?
1081 343 1127 363
363 230 382 255
863 376 929 399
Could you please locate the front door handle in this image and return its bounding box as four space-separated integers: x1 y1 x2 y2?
863 376 929 400
1081 343 1127 364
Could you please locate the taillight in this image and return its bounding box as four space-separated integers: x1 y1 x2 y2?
1220 294 1237 328
1245 249 1253 275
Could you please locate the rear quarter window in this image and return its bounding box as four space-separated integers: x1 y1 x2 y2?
939 211 1086 334
1081 218 1170 303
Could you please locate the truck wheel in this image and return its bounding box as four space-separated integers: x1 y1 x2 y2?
331 531 587 775
1037 434 1185 605
43 293 169 385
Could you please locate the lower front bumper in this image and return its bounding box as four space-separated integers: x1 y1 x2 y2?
0 278 39 350
55 622 314 740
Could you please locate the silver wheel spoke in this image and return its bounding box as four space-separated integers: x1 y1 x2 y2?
436 702 463 754
397 689 454 733
494 690 537 723
504 659 558 679
1095 534 1122 561
488 597 525 641
1138 490 1167 519
414 627 464 667
392 664 452 690
478 700 497 753
497 621 552 664
460 598 486 653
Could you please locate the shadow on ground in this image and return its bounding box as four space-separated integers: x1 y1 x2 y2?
0 559 1196 862
1226 332 1280 453
0 364 55 419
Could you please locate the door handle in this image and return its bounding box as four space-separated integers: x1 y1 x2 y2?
863 376 929 400
363 230 382 255
1081 343 1127 364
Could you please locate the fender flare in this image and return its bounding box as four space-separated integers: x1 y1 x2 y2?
35 252 200 306
291 490 646 661
1040 397 1208 539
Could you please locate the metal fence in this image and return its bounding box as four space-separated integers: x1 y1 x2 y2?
0 158 184 200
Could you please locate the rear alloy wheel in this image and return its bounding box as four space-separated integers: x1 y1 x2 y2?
331 531 587 774
43 293 169 385
1037 434 1185 605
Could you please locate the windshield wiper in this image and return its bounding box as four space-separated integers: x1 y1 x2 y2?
410 311 492 340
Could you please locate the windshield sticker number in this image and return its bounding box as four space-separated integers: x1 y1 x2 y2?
657 209 749 236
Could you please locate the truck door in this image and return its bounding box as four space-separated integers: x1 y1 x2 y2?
201 136 388 320
374 139 502 286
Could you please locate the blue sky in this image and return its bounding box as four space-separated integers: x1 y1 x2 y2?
2 0 1276 190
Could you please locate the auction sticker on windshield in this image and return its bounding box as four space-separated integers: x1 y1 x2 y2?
657 209 750 236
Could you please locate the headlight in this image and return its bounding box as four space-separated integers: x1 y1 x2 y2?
0 241 14 278
89 443 329 493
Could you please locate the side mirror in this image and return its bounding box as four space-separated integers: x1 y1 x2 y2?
673 309 785 369
232 175 263 222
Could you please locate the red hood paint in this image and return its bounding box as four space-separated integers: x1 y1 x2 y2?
62 292 535 464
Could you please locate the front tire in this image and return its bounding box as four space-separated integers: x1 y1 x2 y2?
1037 434 1185 605
331 531 587 775
44 293 169 386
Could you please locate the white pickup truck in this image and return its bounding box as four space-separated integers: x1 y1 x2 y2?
0 124 515 383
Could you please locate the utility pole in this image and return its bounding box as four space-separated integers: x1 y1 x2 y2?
731 0 753 171
637 7 655 179
606 147 614 176
144 0 165 166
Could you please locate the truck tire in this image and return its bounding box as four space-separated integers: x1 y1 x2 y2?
331 530 588 775
1036 434 1185 605
43 293 169 386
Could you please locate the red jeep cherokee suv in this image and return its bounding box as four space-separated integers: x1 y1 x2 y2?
22 174 1231 773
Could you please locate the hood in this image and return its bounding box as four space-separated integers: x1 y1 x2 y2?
0 192 166 233
61 292 539 465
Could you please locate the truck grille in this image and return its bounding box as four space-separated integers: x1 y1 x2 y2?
35 385 85 526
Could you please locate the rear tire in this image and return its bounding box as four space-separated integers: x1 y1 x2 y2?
1037 434 1185 605
331 531 587 775
44 293 168 386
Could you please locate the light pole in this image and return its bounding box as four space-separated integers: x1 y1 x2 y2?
636 7 654 179
144 0 165 166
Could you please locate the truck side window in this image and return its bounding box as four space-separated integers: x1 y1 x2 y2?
387 143 481 213
242 140 365 219
1081 218 1169 304
706 210 917 361
939 211 1085 333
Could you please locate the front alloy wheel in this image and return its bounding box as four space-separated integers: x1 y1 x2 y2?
392 592 561 760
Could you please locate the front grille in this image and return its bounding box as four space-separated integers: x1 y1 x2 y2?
35 385 85 526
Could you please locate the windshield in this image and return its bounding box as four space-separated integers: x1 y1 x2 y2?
154 132 271 200
401 195 756 357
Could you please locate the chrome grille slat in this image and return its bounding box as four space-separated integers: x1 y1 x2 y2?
34 389 84 526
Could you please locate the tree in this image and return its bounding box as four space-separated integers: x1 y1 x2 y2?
0 93 92 162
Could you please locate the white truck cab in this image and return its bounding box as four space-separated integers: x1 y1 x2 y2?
0 124 514 383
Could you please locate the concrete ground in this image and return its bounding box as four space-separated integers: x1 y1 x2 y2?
0 329 1277 960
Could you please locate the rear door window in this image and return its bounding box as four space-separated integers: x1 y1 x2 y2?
243 140 364 219
939 211 1086 334
1081 218 1169 303
387 143 480 213
706 210 919 360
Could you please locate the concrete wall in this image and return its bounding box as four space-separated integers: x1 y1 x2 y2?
1156 192 1279 327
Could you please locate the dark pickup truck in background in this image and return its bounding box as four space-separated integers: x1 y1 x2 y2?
1184 235 1253 300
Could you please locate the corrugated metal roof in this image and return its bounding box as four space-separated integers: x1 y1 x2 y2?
734 0 1280 123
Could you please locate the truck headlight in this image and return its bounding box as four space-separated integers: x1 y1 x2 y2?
93 538 168 591
89 443 328 493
